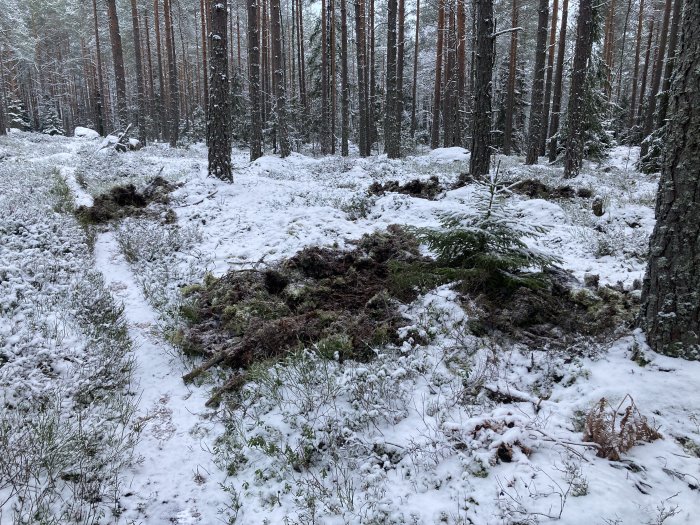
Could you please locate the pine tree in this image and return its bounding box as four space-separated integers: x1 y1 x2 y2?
564 0 598 178
525 0 549 164
208 0 232 181
7 99 31 131
470 0 494 177
40 102 65 136
640 0 700 359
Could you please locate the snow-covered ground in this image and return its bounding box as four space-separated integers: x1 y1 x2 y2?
0 132 698 524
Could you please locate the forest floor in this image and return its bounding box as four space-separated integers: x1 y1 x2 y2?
1 131 699 525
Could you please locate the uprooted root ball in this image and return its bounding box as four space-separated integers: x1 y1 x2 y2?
178 225 431 403
76 176 178 224
368 176 443 200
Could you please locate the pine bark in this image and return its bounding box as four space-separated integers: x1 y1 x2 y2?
410 0 420 137
503 0 519 155
154 0 167 140
602 0 616 98
640 0 700 359
247 0 263 160
320 0 332 154
92 0 105 135
385 0 400 158
340 0 349 156
296 0 307 109
430 0 445 149
144 8 156 133
163 0 179 146
637 18 655 123
563 0 595 178
547 0 569 161
456 0 466 146
469 0 494 177
641 0 672 156
208 0 232 181
540 0 558 155
200 0 209 120
525 0 549 165
656 0 682 128
355 0 370 156
397 0 405 146
130 0 147 143
270 0 290 157
106 0 128 128
628 0 645 127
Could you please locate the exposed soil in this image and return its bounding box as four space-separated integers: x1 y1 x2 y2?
512 179 593 200
179 226 431 404
76 176 178 224
177 223 637 405
470 268 639 348
368 176 443 200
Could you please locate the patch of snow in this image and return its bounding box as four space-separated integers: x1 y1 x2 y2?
74 126 100 139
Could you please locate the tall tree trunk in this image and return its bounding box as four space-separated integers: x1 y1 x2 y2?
525 0 549 165
296 0 307 109
131 0 147 143
396 0 405 147
641 0 672 156
144 8 156 136
540 0 559 155
564 0 595 178
469 0 494 177
164 0 179 146
369 0 377 151
614 0 633 102
456 0 466 146
200 0 209 121
431 0 445 149
0 49 6 135
340 0 349 156
330 0 336 154
637 18 655 123
208 0 232 180
270 0 290 157
640 0 700 359
656 0 682 128
547 0 568 161
92 0 105 135
320 0 331 153
628 0 645 127
410 0 420 137
443 4 455 147
602 0 617 98
154 0 167 139
503 0 519 155
247 0 263 160
106 0 128 127
355 0 370 156
385 0 400 157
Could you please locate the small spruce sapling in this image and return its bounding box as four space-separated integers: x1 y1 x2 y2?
414 167 561 292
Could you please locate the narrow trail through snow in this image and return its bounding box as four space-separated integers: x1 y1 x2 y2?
93 232 226 524
61 161 227 524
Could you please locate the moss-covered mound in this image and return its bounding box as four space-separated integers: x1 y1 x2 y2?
179 226 431 404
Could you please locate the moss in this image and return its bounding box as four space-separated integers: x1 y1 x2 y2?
181 284 204 297
315 334 353 360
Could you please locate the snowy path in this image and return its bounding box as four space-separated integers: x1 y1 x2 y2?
93 231 227 524
58 157 227 524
